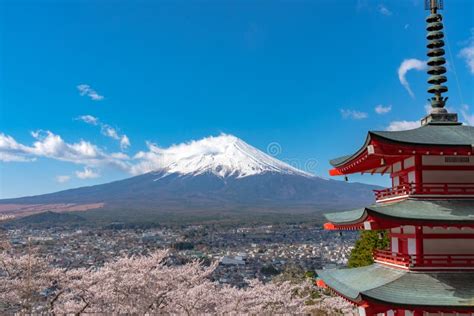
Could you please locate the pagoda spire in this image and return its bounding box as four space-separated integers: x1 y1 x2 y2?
421 0 458 125
426 0 447 111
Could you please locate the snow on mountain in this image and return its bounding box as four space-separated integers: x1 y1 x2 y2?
132 134 314 179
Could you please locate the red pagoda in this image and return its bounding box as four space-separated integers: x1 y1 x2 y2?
316 1 474 315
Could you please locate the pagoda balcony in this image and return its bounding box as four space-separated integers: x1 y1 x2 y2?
374 183 474 202
374 249 474 270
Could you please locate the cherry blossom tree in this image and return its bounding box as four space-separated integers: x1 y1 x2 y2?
0 248 354 315
0 249 52 313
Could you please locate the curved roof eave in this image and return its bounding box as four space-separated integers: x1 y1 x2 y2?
324 199 474 226
361 270 474 308
316 264 406 302
317 264 474 308
329 124 474 168
329 134 372 167
323 208 367 226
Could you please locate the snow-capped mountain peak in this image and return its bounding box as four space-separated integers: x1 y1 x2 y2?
133 134 314 178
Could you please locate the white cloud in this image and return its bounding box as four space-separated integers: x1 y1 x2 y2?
100 124 130 149
459 46 474 74
378 4 392 16
76 115 130 150
55 175 71 183
375 104 392 114
398 59 427 98
461 105 474 126
0 130 129 170
75 167 100 179
386 120 420 131
30 130 99 159
77 84 104 101
0 133 36 162
111 152 129 160
77 115 99 125
459 31 474 74
340 109 368 120
102 126 119 139
120 135 130 150
0 152 35 162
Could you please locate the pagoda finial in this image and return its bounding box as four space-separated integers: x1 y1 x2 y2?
421 0 459 125
426 0 443 13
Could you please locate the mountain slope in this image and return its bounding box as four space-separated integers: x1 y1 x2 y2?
0 135 379 222
1 171 376 208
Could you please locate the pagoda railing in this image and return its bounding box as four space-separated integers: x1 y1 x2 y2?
374 250 474 269
374 184 412 201
373 249 411 267
374 183 474 202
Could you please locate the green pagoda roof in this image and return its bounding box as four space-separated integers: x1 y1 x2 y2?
330 123 474 167
317 264 474 307
324 199 474 225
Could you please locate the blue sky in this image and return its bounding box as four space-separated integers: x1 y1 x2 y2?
1 0 473 198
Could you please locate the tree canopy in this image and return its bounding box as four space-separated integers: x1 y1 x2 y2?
347 230 389 268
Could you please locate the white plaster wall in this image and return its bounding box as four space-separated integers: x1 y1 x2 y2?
424 239 474 254
422 170 474 183
404 156 415 168
393 161 402 172
391 237 399 253
423 227 474 234
408 238 416 255
392 227 401 234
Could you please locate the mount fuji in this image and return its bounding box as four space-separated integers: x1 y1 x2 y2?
130 134 313 179
0 135 378 224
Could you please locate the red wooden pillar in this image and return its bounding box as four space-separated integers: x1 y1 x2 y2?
415 226 424 266
396 309 405 316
